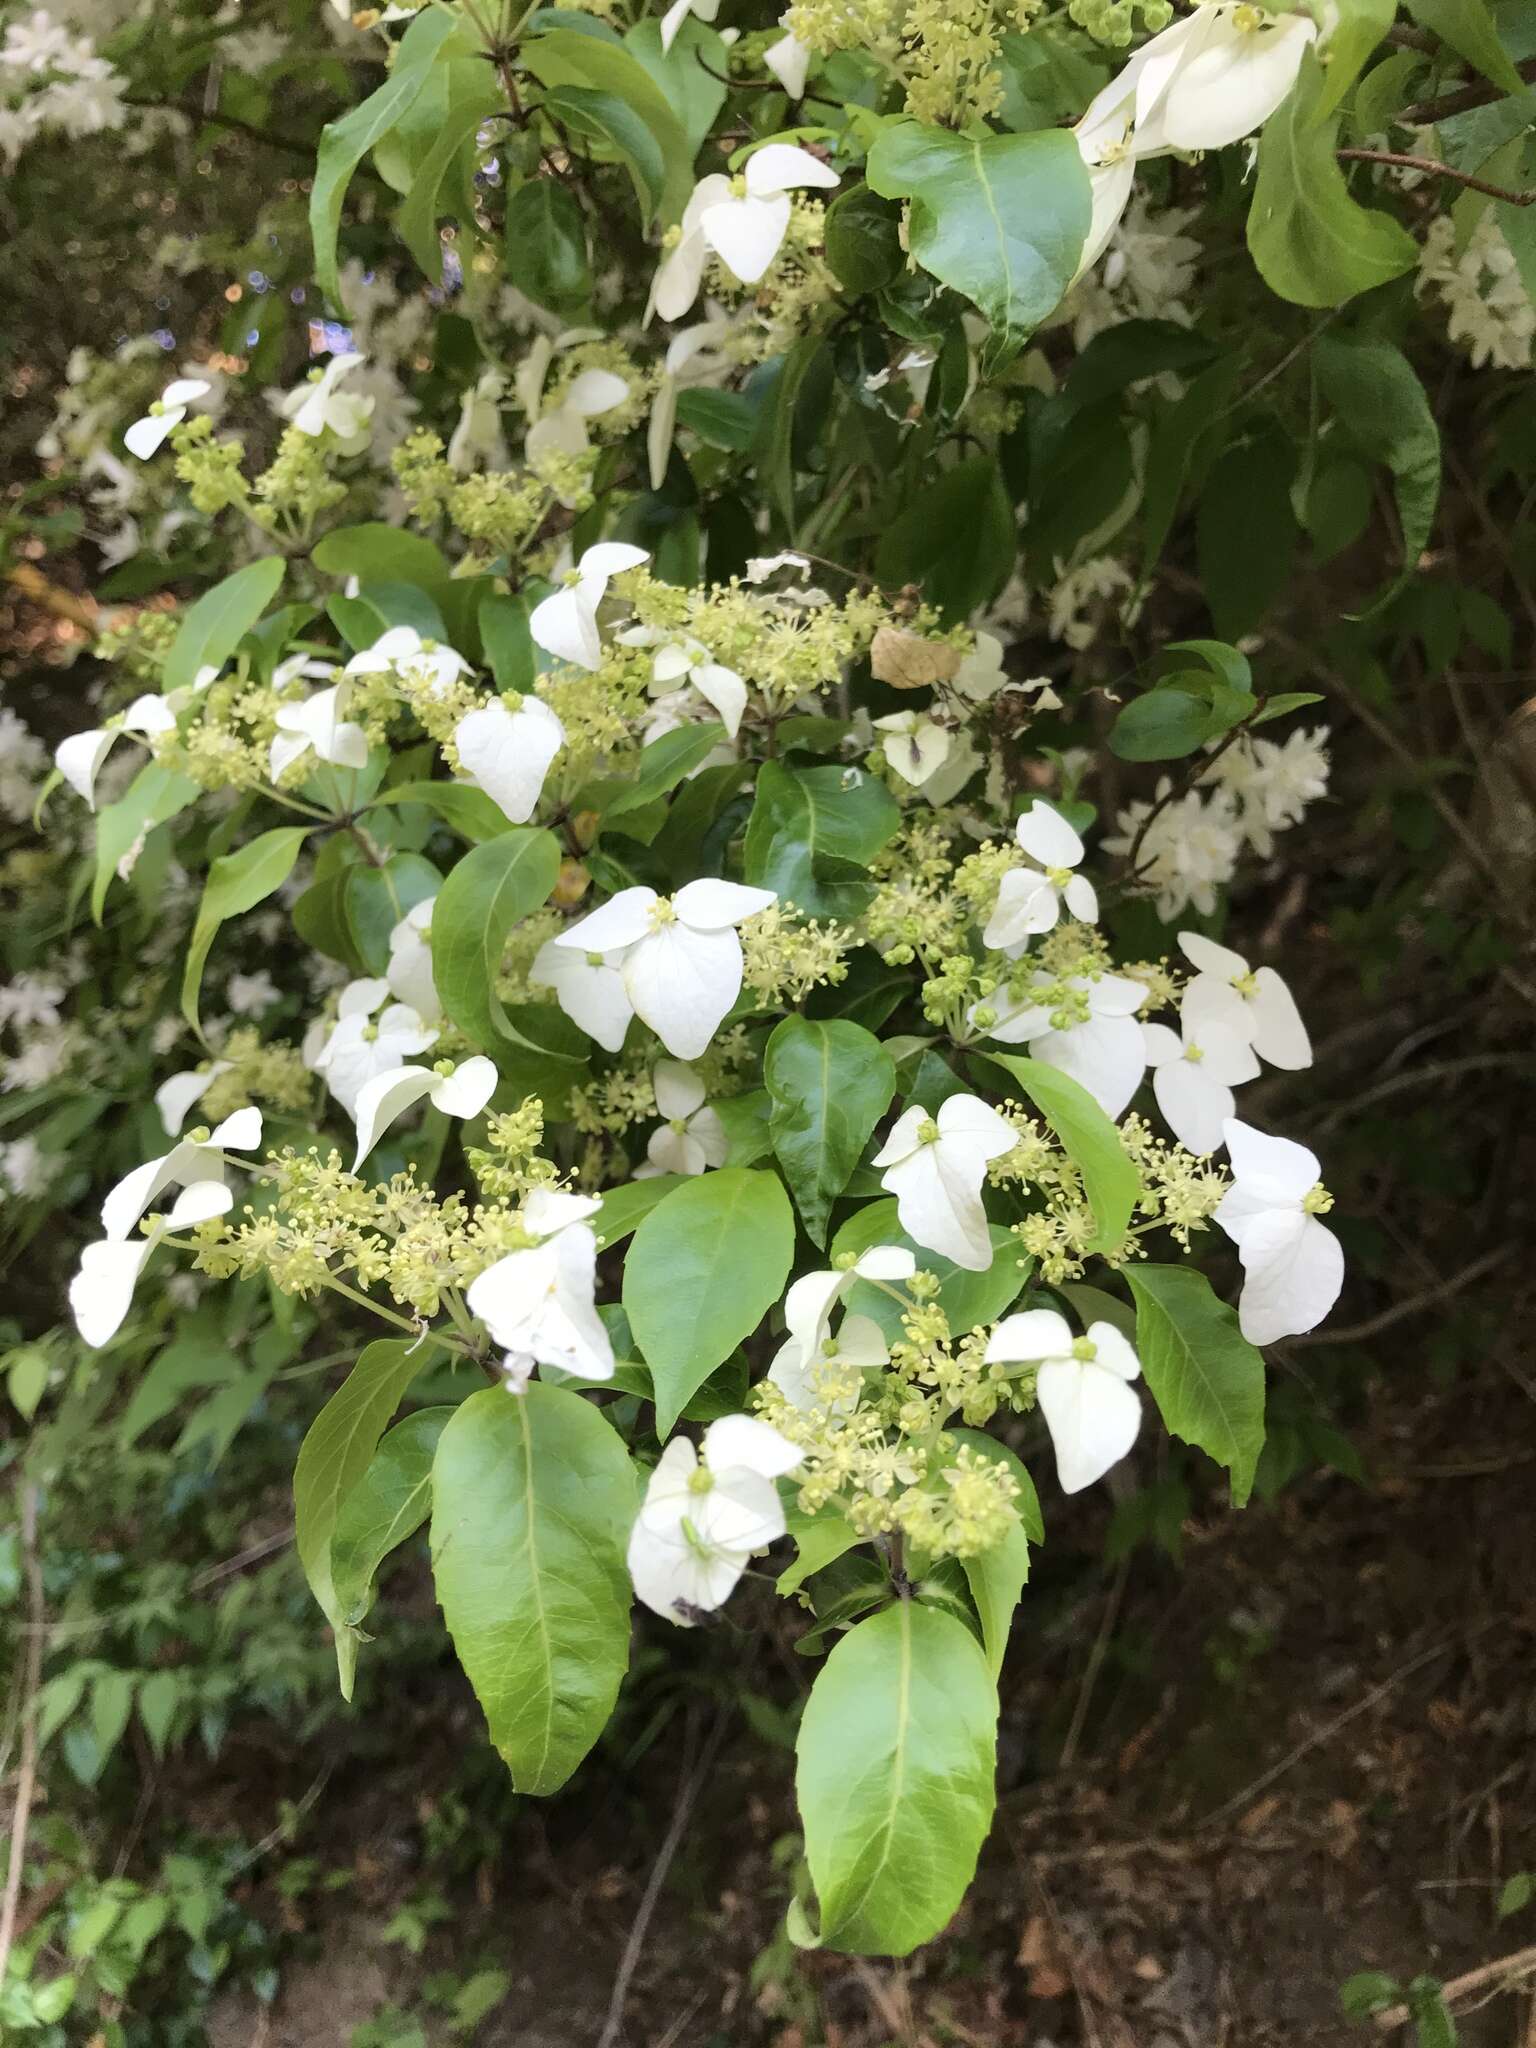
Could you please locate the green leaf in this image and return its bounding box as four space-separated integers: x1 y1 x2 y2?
162 556 285 698
521 28 694 222
480 592 535 692
1110 685 1230 762
592 1173 687 1247
984 1054 1137 1254
137 1670 181 1758
90 1668 135 1759
373 780 517 843
182 826 310 1037
429 1383 636 1794
586 722 728 822
396 63 502 280
866 123 1090 372
92 762 201 923
1196 432 1299 640
949 1431 1040 1675
1247 52 1417 308
344 851 441 977
432 827 564 1054
1314 335 1441 611
764 1018 896 1247
311 523 456 608
294 1337 441 1698
824 184 905 294
310 7 460 306
743 759 901 920
623 1169 795 1435
1406 0 1523 92
504 175 591 319
1316 0 1396 113
753 334 831 531
1498 1872 1535 1920
714 1087 774 1167
624 17 727 156
778 1500 862 1595
795 1601 998 1956
1124 1265 1267 1507
544 83 668 226
831 1197 1025 1342
874 455 1017 621
332 1406 453 1628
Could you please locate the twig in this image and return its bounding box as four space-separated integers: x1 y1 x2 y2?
3 563 98 632
187 1527 294 1592
1059 1558 1129 1771
1309 1054 1535 1136
0 1483 44 1988
1372 1945 1536 2032
1336 148 1536 205
596 1707 731 2048
1397 58 1536 127
122 96 317 159
1291 1243 1515 1346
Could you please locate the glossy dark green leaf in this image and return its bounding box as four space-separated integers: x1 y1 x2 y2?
743 759 901 920
505 176 591 318
432 828 565 1054
764 1018 896 1246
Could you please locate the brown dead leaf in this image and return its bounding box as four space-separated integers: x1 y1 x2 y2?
870 625 961 689
1238 1794 1283 1835
554 858 591 907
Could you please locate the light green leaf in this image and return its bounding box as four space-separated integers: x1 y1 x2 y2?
584 722 727 823
310 7 461 306
429 1383 636 1794
623 1168 795 1435
396 63 503 280
1314 334 1441 611
294 1337 441 1697
162 556 285 698
90 1668 135 1759
344 851 441 977
310 523 457 608
373 780 517 843
866 123 1090 371
1316 0 1396 113
332 1406 454 1629
1247 53 1417 307
182 826 310 1037
778 1499 862 1595
1406 0 1523 92
830 1199 1027 1344
1124 1265 1267 1507
544 83 669 226
432 827 565 1054
93 761 201 923
592 1173 687 1247
985 1054 1137 1253
764 1018 896 1247
624 16 727 156
522 28 694 222
743 760 901 920
795 1601 998 1956
137 1670 182 1758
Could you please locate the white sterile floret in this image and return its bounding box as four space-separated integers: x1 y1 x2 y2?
529 542 650 671
386 898 439 1022
659 0 719 53
618 626 748 738
453 694 566 824
345 625 471 697
532 916 634 1054
872 1096 1016 1271
123 377 211 460
269 681 370 780
351 1055 498 1170
465 1187 613 1385
1215 1118 1344 1346
71 1180 233 1349
984 799 1098 949
769 1307 888 1412
1177 931 1312 1071
647 310 737 488
552 879 776 1061
312 978 438 1119
767 1245 914 1408
154 1060 234 1136
986 1308 1142 1494
873 709 952 788
98 1106 262 1244
627 1414 802 1625
653 145 839 320
279 351 374 450
525 364 631 473
1142 1015 1258 1157
55 693 176 810
764 21 811 98
640 1061 728 1177
973 972 1147 1120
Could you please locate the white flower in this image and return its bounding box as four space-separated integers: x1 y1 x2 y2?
351 1054 498 1169
1215 1118 1344 1346
1102 784 1242 921
983 801 1098 948
465 1187 614 1384
279 351 374 451
71 1180 233 1349
447 367 508 472
744 551 811 584
529 541 650 671
3 10 75 70
1207 727 1331 855
764 23 811 98
453 694 566 824
1142 1015 1258 1156
552 878 775 1061
98 1106 262 1243
647 309 737 488
0 973 62 1032
226 970 279 1018
973 972 1147 1121
653 145 839 320
627 1414 802 1626
525 364 631 476
872 1095 1016 1271
313 979 438 1119
873 709 952 788
153 1060 234 1136
531 918 635 1053
345 625 470 697
986 1309 1142 1494
620 626 749 738
123 377 211 460
950 631 1009 705
54 693 176 810
641 1061 728 1176
769 1307 888 1412
1177 932 1311 1071
386 899 439 1022
767 1245 914 1407
269 682 370 781
0 1135 52 1200
659 0 719 52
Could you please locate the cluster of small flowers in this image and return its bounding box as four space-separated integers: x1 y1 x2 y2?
0 6 126 166
1418 213 1536 372
0 706 48 824
1063 194 1200 349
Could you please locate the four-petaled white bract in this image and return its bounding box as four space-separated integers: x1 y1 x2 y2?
986 1308 1142 1494
975 971 1147 1120
123 377 210 460
279 351 374 450
658 0 719 52
552 878 776 1061
532 918 634 1053
386 899 440 1022
984 800 1099 948
619 625 749 739
768 1244 914 1408
346 626 470 697
873 709 952 788
466 1187 614 1385
71 1180 233 1350
529 542 650 671
55 693 176 810
269 681 370 781
351 1055 498 1171
873 1095 1017 1271
453 694 566 823
628 1414 802 1625
313 979 439 1119
653 145 839 320
99 1106 263 1243
1215 1118 1344 1345
1142 1015 1258 1156
640 1060 728 1177
1178 931 1312 1071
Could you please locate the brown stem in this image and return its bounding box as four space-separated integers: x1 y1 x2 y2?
1373 1946 1536 2032
0 1483 44 1987
1336 147 1536 205
1396 56 1536 126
